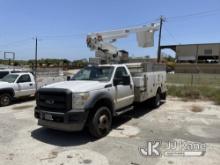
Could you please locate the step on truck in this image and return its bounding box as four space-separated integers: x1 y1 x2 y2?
35 63 167 138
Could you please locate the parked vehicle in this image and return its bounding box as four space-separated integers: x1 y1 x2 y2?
35 63 167 138
0 69 22 79
0 72 36 106
34 21 166 138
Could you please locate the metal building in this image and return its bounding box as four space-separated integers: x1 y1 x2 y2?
161 43 220 63
160 43 220 73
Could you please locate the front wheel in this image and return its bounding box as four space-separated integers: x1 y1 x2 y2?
88 106 112 138
0 94 12 107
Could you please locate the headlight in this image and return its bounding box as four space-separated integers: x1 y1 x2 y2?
72 92 89 109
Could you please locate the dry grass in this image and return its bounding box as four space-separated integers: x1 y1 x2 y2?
167 73 220 87
168 85 220 105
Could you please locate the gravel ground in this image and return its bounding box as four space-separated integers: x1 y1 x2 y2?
0 97 220 165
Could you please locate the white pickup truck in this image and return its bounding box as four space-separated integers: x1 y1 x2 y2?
0 69 22 79
35 63 167 138
0 72 36 106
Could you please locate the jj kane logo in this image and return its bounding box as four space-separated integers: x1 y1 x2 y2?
139 140 206 157
139 140 161 157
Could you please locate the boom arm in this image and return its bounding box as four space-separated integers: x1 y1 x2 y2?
86 22 160 64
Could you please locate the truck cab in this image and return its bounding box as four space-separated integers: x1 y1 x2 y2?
0 69 22 79
35 64 166 138
0 72 36 106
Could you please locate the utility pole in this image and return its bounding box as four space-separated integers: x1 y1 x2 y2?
34 37 38 90
157 16 165 63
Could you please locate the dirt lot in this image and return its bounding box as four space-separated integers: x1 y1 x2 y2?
0 97 220 165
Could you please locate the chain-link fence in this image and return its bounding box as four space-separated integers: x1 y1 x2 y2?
167 73 220 87
36 68 63 77
35 68 66 88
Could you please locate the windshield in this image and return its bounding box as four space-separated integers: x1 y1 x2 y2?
72 66 114 81
0 74 19 83
0 71 9 79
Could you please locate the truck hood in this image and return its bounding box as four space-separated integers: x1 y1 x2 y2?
0 81 13 88
43 80 110 93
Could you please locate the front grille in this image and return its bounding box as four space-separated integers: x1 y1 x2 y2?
36 88 72 113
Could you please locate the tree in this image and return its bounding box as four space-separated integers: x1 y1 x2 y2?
14 61 20 66
162 52 175 62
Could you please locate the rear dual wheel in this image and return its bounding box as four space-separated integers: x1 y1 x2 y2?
152 91 161 108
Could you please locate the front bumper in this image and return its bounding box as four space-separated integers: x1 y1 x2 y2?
34 108 89 132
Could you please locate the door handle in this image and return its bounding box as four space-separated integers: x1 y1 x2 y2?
29 83 33 86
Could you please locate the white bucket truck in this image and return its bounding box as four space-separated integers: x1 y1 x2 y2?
34 22 167 138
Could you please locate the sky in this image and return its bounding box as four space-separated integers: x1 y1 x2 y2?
0 0 220 60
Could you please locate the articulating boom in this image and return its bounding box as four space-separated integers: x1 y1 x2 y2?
86 23 160 64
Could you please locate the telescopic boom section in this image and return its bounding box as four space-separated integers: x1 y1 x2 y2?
86 23 160 52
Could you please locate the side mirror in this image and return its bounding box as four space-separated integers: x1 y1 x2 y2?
67 76 71 81
122 75 130 85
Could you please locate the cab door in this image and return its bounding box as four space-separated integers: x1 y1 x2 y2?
113 67 134 110
15 74 35 97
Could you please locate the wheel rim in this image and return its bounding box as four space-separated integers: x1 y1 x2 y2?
1 96 10 106
97 112 110 135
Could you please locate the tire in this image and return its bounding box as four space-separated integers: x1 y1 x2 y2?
88 106 112 138
0 93 12 106
152 90 161 108
161 92 167 100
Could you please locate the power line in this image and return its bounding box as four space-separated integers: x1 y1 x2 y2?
25 9 220 41
1 8 219 48
39 18 159 40
163 26 180 44
1 7 220 43
26 19 159 41
0 38 32 48
168 13 220 23
0 18 160 45
39 33 87 39
161 8 220 44
168 8 220 19
167 8 220 21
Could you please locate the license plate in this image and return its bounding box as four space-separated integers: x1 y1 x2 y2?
44 114 53 121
